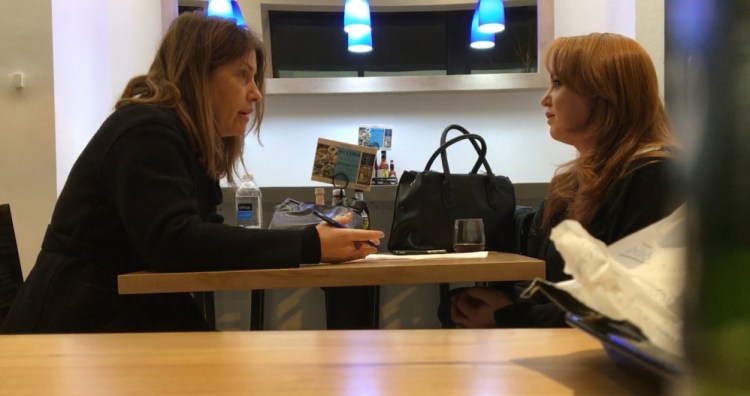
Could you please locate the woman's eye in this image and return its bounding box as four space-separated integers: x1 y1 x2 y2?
239 69 252 82
551 79 561 87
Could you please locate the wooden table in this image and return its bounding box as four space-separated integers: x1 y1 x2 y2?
118 252 544 294
118 252 544 330
0 329 660 395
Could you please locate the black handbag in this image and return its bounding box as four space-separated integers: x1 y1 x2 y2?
388 125 516 252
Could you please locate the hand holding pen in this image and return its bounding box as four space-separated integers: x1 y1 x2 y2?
312 210 383 263
312 210 378 247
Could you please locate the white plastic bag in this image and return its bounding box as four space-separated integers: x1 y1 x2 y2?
550 205 686 356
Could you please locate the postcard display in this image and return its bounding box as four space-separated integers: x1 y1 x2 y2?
358 125 392 150
311 138 378 191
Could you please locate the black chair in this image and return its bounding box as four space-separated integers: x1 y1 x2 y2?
0 204 23 325
513 205 538 256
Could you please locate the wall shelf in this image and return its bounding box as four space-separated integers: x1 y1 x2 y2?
265 72 549 95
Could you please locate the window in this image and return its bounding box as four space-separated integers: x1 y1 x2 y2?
177 0 206 15
268 6 538 79
174 0 552 93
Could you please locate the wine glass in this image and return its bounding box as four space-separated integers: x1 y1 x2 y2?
453 218 485 252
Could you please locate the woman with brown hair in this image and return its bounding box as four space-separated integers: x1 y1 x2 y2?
448 32 683 328
2 13 382 334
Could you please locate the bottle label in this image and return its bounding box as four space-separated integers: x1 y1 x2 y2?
237 203 255 221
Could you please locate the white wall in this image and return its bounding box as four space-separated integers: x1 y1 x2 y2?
554 0 664 94
0 0 56 277
636 0 665 95
247 90 570 187
554 0 635 38
54 0 164 195
0 0 168 276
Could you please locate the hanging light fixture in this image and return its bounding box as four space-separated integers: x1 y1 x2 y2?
470 4 495 49
207 0 234 20
207 0 247 27
231 1 247 28
477 0 506 34
344 0 372 36
348 30 373 53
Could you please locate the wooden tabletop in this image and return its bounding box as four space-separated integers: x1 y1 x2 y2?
0 328 659 395
118 251 544 295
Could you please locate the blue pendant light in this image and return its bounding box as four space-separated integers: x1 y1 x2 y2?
477 0 506 34
231 1 247 28
348 31 373 53
207 0 247 27
344 0 372 36
207 0 234 19
470 4 495 49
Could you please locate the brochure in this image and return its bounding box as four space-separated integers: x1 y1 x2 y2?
311 138 377 191
358 125 392 150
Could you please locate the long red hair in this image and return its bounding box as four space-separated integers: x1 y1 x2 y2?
543 33 679 228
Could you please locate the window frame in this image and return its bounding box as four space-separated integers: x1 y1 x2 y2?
259 0 553 95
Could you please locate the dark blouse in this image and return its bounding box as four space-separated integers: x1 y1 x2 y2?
494 157 684 327
2 104 321 333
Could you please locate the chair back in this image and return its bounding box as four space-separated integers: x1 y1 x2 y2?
0 204 23 324
513 205 538 256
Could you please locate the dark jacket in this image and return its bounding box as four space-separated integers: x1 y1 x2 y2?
2 104 321 334
493 157 684 327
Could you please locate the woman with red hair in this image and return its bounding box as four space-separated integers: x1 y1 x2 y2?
449 33 683 328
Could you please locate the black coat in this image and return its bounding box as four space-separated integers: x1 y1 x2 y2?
2 104 321 333
494 157 684 327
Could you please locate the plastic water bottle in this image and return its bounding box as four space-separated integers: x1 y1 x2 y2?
235 174 262 229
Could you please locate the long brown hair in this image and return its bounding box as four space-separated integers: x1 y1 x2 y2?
543 33 679 228
116 12 266 184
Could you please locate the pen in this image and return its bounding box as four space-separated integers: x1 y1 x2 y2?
311 210 378 248
392 249 447 255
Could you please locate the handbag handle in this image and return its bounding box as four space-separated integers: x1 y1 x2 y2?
424 133 506 211
424 133 495 177
440 124 486 174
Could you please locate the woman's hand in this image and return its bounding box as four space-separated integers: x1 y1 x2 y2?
316 212 384 263
450 287 513 328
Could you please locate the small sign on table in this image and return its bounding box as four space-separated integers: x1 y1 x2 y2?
311 138 377 191
358 125 392 150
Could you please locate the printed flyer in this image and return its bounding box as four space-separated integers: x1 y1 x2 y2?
311 138 377 191
358 125 393 150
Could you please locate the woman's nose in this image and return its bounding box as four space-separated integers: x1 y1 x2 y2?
540 91 551 107
248 85 262 102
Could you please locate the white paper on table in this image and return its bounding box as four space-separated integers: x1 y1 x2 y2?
549 204 686 356
365 251 489 260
